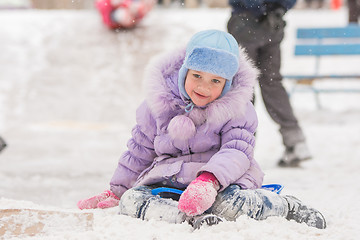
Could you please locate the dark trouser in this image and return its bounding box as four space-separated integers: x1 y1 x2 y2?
305 0 325 8
227 12 305 147
348 0 360 23
119 185 288 223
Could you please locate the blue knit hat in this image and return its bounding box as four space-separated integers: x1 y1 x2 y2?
178 30 240 100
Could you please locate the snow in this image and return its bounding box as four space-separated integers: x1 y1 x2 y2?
0 6 360 240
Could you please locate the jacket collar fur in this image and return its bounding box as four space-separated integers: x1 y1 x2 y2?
144 47 258 127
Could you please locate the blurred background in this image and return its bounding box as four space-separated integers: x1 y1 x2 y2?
0 0 349 9
0 1 360 239
0 0 359 224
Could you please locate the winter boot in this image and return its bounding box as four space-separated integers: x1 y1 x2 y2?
278 141 312 167
188 214 223 229
283 195 326 229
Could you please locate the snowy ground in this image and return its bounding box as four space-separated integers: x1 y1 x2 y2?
0 6 360 240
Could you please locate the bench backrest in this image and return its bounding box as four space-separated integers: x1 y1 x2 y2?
297 26 360 39
294 26 360 56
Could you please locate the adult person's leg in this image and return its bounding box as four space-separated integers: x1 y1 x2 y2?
228 12 311 166
348 0 360 23
257 30 306 150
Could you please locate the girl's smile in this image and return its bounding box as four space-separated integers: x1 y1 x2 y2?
184 70 226 107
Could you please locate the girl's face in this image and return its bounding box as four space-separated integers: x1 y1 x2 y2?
184 70 226 107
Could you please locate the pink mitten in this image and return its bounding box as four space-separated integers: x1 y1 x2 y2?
77 190 120 210
97 193 120 209
178 172 220 216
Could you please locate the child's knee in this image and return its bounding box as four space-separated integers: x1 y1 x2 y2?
256 189 288 218
211 186 285 221
120 186 152 203
119 186 185 223
211 185 248 220
119 186 154 217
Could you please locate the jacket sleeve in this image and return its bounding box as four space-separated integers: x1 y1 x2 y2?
229 0 266 15
198 102 264 190
229 0 296 13
110 101 158 198
270 0 296 11
229 0 264 9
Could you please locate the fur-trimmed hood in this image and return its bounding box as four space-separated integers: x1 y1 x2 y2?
109 48 264 197
143 47 259 129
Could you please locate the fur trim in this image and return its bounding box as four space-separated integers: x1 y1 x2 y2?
144 47 258 127
144 48 186 117
186 47 239 81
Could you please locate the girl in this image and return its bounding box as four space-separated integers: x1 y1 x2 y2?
95 0 155 29
77 30 326 229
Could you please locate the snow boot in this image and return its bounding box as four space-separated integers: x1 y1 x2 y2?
188 214 223 229
278 141 311 167
284 195 326 229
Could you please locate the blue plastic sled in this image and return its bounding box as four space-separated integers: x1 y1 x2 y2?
260 184 284 194
151 184 284 197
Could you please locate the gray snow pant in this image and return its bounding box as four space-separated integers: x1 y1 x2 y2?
119 185 288 224
227 12 305 147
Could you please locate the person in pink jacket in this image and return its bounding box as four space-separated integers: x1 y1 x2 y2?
77 30 326 229
95 0 155 29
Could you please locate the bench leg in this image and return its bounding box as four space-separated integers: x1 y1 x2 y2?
287 82 322 109
314 89 322 110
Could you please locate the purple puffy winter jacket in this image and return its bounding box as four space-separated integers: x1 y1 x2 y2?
109 48 264 198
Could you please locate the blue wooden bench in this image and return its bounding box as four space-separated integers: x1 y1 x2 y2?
283 25 360 109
